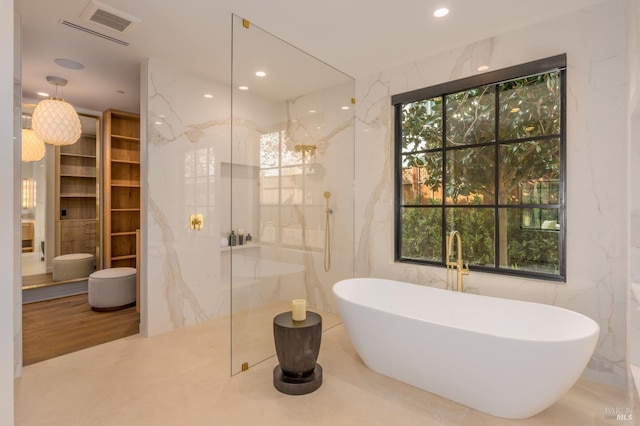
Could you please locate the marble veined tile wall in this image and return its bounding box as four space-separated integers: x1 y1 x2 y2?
146 60 231 336
354 0 629 388
145 59 354 337
228 82 354 315
630 0 640 283
272 83 355 314
628 0 640 369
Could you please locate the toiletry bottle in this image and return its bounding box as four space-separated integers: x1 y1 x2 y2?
229 230 237 246
245 233 252 244
238 234 244 245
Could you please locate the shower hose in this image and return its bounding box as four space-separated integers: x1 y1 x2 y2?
324 191 331 272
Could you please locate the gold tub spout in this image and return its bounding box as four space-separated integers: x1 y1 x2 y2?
446 230 470 292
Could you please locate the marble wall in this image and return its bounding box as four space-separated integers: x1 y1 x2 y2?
354 0 629 388
145 60 230 336
628 0 640 371
630 0 640 283
143 0 631 389
145 57 354 342
228 78 354 371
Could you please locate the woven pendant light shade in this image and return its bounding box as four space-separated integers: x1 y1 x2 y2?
21 128 46 162
32 98 82 146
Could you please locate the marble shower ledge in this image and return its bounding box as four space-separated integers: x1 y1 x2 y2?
221 244 261 252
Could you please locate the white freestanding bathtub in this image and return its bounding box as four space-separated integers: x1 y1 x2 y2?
333 278 599 419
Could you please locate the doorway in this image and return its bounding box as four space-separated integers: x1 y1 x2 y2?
20 107 140 366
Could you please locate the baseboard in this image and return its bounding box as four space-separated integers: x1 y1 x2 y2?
23 280 88 304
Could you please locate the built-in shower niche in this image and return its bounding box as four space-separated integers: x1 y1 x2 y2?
220 162 259 244
229 15 355 374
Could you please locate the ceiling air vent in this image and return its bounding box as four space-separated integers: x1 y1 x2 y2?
79 0 140 34
59 20 129 46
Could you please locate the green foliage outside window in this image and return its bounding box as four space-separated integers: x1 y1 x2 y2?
396 63 565 279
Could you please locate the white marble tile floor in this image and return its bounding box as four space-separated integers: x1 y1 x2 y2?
15 312 634 426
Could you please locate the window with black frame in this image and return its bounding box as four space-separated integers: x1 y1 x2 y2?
393 55 566 281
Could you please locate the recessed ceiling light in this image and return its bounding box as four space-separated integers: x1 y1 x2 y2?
37 92 49 97
204 94 213 98
477 65 490 71
154 121 162 125
255 71 266 77
309 110 316 113
238 86 249 91
341 106 350 110
434 8 449 18
54 58 85 70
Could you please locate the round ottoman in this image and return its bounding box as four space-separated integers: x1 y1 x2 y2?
88 267 137 311
52 253 95 281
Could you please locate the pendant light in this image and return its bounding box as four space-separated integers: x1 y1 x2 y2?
21 114 45 162
21 128 46 162
32 76 82 146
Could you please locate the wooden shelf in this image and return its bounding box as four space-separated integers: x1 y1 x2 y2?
111 135 140 141
60 174 96 178
111 159 140 165
55 130 99 258
60 153 96 159
111 254 136 261
111 231 137 237
22 222 34 253
111 183 141 188
104 109 141 269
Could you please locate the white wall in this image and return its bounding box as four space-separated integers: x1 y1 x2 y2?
627 0 640 384
1 1 17 425
628 0 640 279
354 0 629 388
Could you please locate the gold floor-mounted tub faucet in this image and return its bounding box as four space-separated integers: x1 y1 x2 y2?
446 230 470 292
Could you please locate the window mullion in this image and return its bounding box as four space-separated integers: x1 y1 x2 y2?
494 83 500 269
441 95 448 265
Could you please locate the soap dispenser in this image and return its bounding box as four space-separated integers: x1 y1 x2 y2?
245 233 253 244
229 230 237 246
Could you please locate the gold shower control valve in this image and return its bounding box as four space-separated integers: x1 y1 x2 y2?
189 214 204 231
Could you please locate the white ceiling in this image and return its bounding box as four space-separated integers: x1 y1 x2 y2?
16 0 608 114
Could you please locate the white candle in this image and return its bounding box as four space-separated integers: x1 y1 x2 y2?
292 299 306 321
238 228 245 236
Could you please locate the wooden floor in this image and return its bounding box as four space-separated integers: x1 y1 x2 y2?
22 293 140 366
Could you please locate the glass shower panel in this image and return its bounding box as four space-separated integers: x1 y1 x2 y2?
230 15 355 375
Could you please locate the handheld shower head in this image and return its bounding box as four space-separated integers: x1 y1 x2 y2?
324 191 331 199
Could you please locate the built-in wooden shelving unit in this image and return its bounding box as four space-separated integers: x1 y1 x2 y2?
103 109 141 268
55 132 99 257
